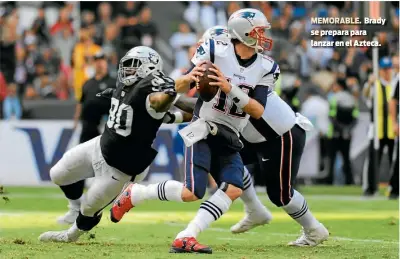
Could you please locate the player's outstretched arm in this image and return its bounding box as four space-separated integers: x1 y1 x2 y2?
208 64 265 119
174 95 197 114
149 92 176 113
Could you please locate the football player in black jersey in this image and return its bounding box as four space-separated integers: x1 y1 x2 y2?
39 46 177 243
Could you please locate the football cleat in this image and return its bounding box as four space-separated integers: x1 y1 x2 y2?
170 237 212 254
110 183 134 223
39 223 84 243
230 208 273 234
288 223 329 247
57 208 79 225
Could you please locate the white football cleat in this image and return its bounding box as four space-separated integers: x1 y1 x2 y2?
230 208 273 234
288 223 329 246
57 208 79 225
39 223 84 243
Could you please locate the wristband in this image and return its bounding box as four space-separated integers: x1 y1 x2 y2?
228 84 250 108
173 112 184 123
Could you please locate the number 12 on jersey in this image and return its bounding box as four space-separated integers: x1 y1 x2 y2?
107 97 134 137
213 81 252 118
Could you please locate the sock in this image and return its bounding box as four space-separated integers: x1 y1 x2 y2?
68 198 81 210
241 167 268 214
282 189 320 229
176 189 232 239
130 180 184 206
67 222 86 241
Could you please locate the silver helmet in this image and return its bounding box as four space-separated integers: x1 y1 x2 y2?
118 46 163 86
228 8 273 52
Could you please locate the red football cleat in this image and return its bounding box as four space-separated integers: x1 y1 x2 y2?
169 237 212 254
110 183 134 223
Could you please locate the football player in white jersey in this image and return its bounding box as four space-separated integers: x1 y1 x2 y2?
111 9 278 253
170 25 329 246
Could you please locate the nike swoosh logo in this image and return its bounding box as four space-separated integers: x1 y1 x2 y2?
111 176 119 181
262 158 269 162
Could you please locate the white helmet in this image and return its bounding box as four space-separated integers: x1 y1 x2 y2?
228 8 273 52
201 26 230 42
118 46 163 86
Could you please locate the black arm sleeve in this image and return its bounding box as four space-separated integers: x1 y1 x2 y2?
251 85 270 108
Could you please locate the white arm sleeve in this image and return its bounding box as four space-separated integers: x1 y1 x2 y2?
146 95 166 120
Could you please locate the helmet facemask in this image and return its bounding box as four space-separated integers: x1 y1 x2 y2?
248 26 273 52
118 57 143 86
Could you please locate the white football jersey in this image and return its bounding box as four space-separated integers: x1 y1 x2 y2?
191 39 279 135
241 91 297 143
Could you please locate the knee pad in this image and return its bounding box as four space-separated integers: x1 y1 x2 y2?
76 212 102 231
60 181 85 200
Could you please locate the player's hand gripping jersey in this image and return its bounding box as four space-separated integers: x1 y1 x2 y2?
191 39 280 135
100 72 175 175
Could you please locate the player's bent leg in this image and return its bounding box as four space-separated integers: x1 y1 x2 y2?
111 163 209 223
231 167 272 234
50 138 98 225
267 127 329 246
40 170 132 243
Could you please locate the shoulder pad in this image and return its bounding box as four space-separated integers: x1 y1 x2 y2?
261 54 279 75
209 39 230 58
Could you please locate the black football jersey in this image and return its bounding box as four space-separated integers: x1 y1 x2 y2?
100 72 174 176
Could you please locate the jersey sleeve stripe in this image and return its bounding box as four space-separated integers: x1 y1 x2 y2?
209 39 215 63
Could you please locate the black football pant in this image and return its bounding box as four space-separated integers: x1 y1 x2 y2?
389 138 399 196
365 137 395 194
244 125 306 207
326 136 354 185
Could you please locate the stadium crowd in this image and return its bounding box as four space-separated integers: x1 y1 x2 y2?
0 1 399 188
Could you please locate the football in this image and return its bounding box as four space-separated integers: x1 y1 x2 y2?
196 61 219 102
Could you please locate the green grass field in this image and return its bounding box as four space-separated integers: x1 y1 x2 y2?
0 186 398 259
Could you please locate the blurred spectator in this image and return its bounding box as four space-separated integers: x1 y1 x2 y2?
82 10 95 28
363 57 396 196
31 8 49 46
325 80 358 185
37 47 60 76
169 45 197 80
102 23 120 57
3 83 22 119
94 2 113 45
136 7 157 48
0 9 18 83
199 2 217 31
170 22 197 69
116 1 146 26
227 2 241 17
301 87 330 175
14 47 28 97
50 7 73 36
53 27 75 67
72 29 101 101
0 72 7 118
